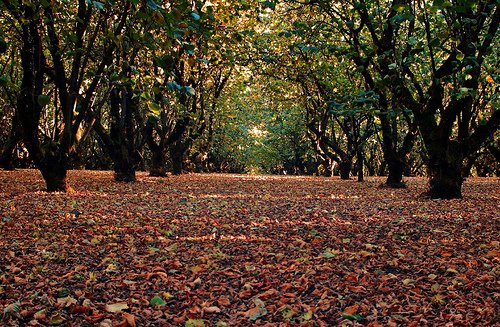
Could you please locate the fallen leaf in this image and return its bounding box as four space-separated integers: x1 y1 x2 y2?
105 302 129 313
244 298 267 321
150 295 166 306
122 312 136 327
217 297 231 306
343 304 359 315
57 296 77 308
49 313 65 325
203 306 221 313
485 249 499 258
185 319 205 327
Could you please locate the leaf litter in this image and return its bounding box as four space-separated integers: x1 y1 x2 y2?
0 169 498 326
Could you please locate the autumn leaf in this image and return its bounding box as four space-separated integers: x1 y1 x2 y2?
122 312 137 327
105 302 129 313
0 171 498 326
217 297 231 306
343 304 359 315
244 298 267 321
203 306 221 313
49 313 65 325
485 249 499 258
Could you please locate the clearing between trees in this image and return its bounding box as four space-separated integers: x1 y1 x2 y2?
0 170 498 326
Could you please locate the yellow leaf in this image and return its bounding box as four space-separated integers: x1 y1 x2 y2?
402 279 415 285
432 294 444 303
105 302 129 313
190 266 203 274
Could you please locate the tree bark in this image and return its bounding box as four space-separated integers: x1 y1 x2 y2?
385 156 406 188
114 158 136 182
39 152 71 192
0 138 18 170
170 143 184 175
356 149 364 182
0 114 20 170
339 156 351 180
149 149 167 177
427 141 463 199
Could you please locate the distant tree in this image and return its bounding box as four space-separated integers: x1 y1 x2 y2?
143 0 245 175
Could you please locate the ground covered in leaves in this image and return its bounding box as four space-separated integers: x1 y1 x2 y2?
0 170 498 326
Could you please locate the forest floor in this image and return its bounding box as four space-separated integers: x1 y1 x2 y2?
0 169 498 326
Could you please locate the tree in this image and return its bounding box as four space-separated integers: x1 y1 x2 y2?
91 1 161 181
298 0 499 198
0 29 22 170
144 0 245 175
0 0 132 191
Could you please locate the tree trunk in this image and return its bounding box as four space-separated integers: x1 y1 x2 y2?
339 156 351 180
356 150 364 182
39 154 71 192
114 154 136 182
170 138 190 175
427 141 463 199
0 139 17 170
171 148 183 175
385 156 406 188
0 114 20 170
149 149 167 177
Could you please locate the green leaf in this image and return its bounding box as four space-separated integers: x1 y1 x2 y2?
0 76 8 86
37 95 51 106
147 0 161 11
184 86 196 96
341 313 363 321
459 87 470 94
148 102 161 115
49 313 65 325
301 311 313 321
90 1 105 10
321 250 338 258
429 38 440 47
56 288 70 298
174 28 185 39
388 63 397 70
183 43 196 55
262 1 276 10
166 81 181 91
3 302 21 319
185 319 205 327
190 12 201 20
456 52 464 61
150 295 166 306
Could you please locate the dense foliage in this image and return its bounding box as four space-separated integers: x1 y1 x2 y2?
0 0 498 198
